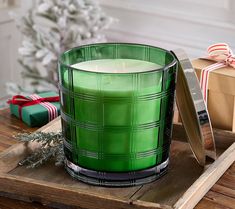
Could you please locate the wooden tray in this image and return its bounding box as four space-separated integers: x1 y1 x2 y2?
0 117 234 209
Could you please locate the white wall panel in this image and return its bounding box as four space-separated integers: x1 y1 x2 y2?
0 0 32 96
100 0 235 58
0 9 21 96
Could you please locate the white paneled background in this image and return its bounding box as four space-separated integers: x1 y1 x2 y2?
100 0 235 57
0 0 235 97
0 12 21 96
0 0 32 97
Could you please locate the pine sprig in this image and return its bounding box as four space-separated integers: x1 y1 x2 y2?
16 131 64 168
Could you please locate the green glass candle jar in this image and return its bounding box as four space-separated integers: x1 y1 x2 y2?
58 43 177 186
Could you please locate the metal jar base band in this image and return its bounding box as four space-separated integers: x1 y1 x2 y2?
65 158 169 187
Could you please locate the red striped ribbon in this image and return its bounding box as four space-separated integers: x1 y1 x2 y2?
8 94 59 121
200 43 235 104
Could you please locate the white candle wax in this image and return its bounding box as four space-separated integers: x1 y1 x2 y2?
69 59 162 93
71 59 161 73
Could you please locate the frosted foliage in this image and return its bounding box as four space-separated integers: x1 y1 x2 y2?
7 0 112 94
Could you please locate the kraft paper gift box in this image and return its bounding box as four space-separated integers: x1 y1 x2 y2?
189 59 235 132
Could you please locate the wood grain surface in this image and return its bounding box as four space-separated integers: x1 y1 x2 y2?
0 108 234 209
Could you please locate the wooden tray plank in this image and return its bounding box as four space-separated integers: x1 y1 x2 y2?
0 147 7 152
205 190 235 208
0 130 18 145
0 117 234 209
0 108 36 134
130 140 203 206
9 162 140 200
36 116 61 133
216 172 235 190
0 173 160 209
229 162 235 172
131 142 235 209
173 143 235 209
0 195 51 209
0 117 61 174
195 198 229 209
0 108 37 155
1 128 203 207
0 142 41 174
131 200 172 209
211 184 235 199
173 123 235 149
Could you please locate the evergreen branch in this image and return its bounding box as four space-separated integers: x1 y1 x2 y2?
22 72 58 87
36 12 57 22
8 0 113 95
16 131 64 168
18 59 39 74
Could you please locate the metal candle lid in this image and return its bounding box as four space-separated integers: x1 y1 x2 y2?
172 49 216 166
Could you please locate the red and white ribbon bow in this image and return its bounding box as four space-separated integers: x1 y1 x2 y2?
29 94 59 122
8 94 59 121
200 43 235 104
